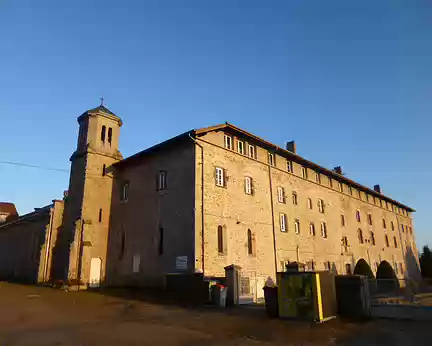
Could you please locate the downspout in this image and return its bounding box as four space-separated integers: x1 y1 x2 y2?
43 206 54 282
395 216 406 277
189 133 205 274
267 165 278 277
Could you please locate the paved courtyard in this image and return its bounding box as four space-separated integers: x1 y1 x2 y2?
0 282 431 345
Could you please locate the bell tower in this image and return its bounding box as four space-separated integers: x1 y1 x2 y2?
60 103 123 285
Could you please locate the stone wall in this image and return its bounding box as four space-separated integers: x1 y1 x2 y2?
106 139 196 287
194 130 419 281
0 201 63 283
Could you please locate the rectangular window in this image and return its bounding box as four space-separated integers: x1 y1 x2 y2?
224 135 233 150
102 164 106 176
268 152 275 166
121 182 129 202
321 222 327 238
277 187 285 203
307 198 312 210
159 227 164 255
345 263 352 275
341 214 345 227
367 213 372 225
244 176 253 195
301 167 308 179
248 144 255 159
98 208 102 223
215 167 224 187
309 223 316 236
401 224 405 232
382 219 387 229
391 221 395 231
157 171 167 190
217 226 224 254
342 236 349 252
287 160 292 173
294 219 300 235
315 172 320 184
370 231 376 245
247 229 255 256
318 199 324 213
328 177 333 188
237 140 244 155
280 213 287 232
356 210 361 222
292 192 298 205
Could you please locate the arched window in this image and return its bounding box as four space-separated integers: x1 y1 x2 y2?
217 226 224 254
358 229 364 244
356 210 361 222
101 125 106 143
393 236 398 248
108 127 113 146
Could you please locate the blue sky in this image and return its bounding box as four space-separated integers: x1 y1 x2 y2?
0 1 431 247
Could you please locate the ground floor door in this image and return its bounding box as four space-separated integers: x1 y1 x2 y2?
89 257 102 288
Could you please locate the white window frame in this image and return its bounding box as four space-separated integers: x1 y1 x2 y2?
237 140 244 155
321 222 327 238
244 176 252 195
277 186 285 203
292 191 298 205
224 135 233 150
287 160 292 173
215 167 224 187
248 144 255 159
280 213 287 232
268 152 275 166
121 182 129 202
158 171 167 190
301 166 307 179
318 199 324 213
309 223 315 236
294 219 300 235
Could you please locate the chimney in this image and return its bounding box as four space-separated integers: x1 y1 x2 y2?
373 185 382 194
286 140 296 153
333 166 343 175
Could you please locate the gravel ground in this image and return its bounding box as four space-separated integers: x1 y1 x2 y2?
0 282 431 345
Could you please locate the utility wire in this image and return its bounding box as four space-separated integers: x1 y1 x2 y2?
0 160 111 179
0 160 69 173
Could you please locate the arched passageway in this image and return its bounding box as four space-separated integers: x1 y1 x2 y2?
376 260 397 279
376 260 399 294
353 259 374 278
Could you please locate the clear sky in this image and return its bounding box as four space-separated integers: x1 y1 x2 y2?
0 1 431 247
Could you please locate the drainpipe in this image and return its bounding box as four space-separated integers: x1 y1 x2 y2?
395 216 406 277
43 206 54 282
267 165 278 276
188 133 205 274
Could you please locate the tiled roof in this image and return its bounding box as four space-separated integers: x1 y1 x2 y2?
0 202 18 216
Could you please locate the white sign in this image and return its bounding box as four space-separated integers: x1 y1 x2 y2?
133 254 140 273
175 256 188 270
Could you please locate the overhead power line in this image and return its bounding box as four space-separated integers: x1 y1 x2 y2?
0 160 69 173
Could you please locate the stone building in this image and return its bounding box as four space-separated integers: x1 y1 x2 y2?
0 105 421 289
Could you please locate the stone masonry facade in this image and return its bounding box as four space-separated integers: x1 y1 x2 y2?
0 105 420 287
